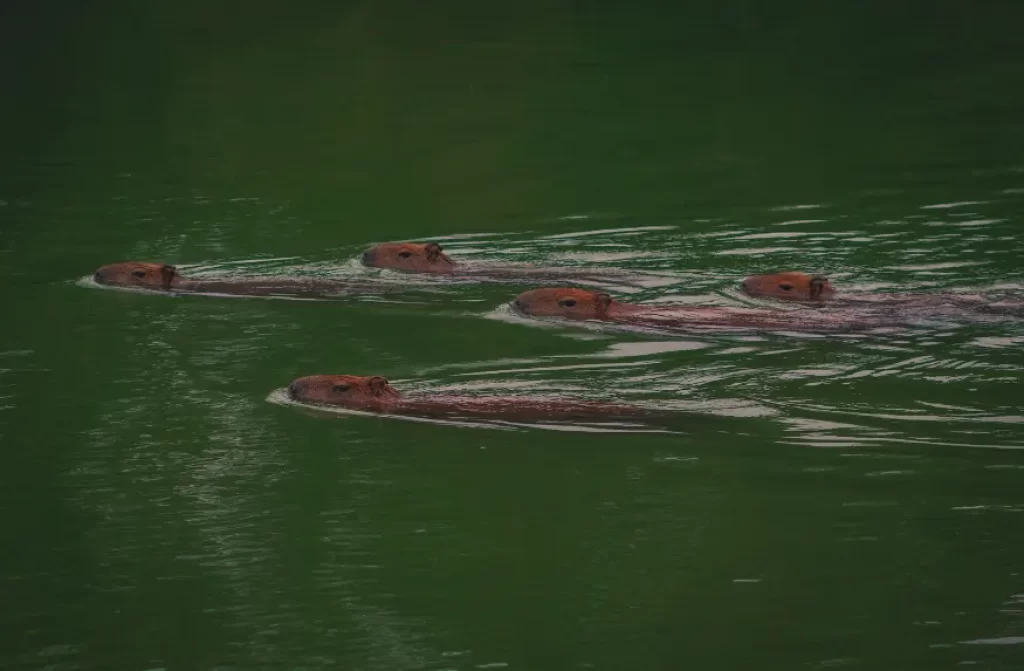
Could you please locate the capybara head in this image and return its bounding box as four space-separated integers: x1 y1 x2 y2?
740 272 835 302
512 288 615 320
360 242 456 274
287 374 401 407
93 262 181 290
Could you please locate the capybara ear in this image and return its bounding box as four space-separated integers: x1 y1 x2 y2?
809 275 828 300
425 243 444 261
368 376 390 396
160 264 177 290
595 292 612 316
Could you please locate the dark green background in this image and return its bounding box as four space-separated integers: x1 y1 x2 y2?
3 2 1023 669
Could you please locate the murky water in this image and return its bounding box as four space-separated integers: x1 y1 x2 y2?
3 2 1024 670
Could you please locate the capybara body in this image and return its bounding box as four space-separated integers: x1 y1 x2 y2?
287 374 657 423
93 261 398 298
511 287 893 332
741 271 1022 314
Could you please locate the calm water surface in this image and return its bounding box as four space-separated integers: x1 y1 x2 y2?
2 2 1024 670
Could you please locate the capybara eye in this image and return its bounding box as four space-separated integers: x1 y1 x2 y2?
398 251 412 258
132 270 146 278
332 384 351 393
559 298 577 308
780 283 793 291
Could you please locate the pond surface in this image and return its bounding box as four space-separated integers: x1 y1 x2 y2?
2 2 1023 669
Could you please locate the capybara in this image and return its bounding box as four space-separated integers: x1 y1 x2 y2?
511 287 901 333
287 374 663 424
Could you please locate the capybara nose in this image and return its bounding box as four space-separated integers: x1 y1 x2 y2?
288 379 304 399
94 269 107 284
361 249 375 266
740 279 750 293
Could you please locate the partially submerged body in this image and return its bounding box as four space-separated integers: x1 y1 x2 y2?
740 271 1022 314
360 241 667 288
287 374 663 424
512 287 894 333
92 261 411 299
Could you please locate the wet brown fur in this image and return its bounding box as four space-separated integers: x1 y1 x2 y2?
288 375 401 410
511 286 898 332
92 261 407 298
739 271 1023 315
287 374 655 422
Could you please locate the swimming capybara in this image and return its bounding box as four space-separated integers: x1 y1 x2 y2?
510 287 900 333
740 271 1022 314
92 261 404 298
286 374 663 424
358 241 675 289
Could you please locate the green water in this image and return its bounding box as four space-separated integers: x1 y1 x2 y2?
3 2 1024 669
